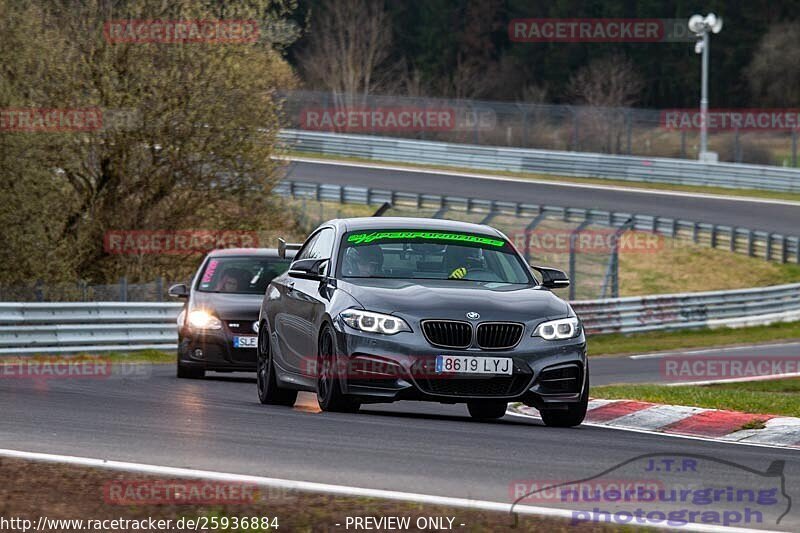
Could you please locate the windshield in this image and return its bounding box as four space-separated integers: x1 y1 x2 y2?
197 256 291 294
338 230 532 284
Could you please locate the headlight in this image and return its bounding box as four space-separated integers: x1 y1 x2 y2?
187 310 222 330
340 309 411 335
533 317 580 340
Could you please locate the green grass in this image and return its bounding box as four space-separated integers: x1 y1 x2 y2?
589 321 800 357
285 150 800 203
592 377 800 417
2 349 174 364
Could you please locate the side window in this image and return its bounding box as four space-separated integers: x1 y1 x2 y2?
295 228 335 261
294 233 320 261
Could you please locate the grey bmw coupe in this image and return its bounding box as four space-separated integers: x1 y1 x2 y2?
256 217 588 426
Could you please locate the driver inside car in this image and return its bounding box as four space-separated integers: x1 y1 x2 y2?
342 245 384 277
444 246 484 279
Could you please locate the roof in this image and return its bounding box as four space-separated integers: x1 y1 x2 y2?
206 247 286 258
333 217 503 237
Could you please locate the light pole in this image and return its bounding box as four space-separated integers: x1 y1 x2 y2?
688 13 723 162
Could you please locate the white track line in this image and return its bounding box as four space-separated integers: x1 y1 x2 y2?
628 341 800 360
0 448 779 533
282 156 800 207
666 373 800 387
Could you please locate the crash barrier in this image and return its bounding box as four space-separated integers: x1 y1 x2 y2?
278 129 800 193
3 283 800 353
573 282 800 335
0 302 182 354
273 180 800 265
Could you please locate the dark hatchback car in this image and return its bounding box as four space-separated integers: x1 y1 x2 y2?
257 217 588 427
169 248 292 379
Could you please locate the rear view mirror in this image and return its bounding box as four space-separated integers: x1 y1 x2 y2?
168 283 189 298
531 265 570 289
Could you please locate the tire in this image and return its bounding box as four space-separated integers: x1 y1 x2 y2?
176 360 205 379
316 325 360 413
256 324 297 406
467 401 508 420
540 373 589 428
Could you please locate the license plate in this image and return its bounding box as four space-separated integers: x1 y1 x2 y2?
435 355 512 375
233 336 257 348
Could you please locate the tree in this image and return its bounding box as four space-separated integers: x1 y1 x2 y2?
0 0 299 286
297 0 398 106
746 21 800 106
568 55 643 153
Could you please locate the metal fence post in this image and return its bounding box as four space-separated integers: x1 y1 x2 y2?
792 129 798 168
523 213 548 262
568 220 591 300
119 277 128 302
626 110 632 155
680 131 686 159
156 277 163 302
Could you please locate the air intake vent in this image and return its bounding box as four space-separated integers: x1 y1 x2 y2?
476 322 524 349
422 320 472 349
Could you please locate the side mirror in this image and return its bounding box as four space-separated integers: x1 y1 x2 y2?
531 265 570 289
168 283 189 298
288 258 328 280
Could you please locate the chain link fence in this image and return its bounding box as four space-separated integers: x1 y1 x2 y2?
282 90 799 167
0 279 179 303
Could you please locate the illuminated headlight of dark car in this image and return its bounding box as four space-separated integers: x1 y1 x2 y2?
533 317 580 340
340 309 411 335
187 309 223 330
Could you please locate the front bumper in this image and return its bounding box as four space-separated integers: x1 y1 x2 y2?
178 327 258 372
331 320 587 407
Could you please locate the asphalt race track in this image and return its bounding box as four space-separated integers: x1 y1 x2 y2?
2 362 799 531
282 159 800 235
591 341 800 385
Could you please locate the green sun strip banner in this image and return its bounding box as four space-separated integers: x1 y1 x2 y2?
346 231 506 247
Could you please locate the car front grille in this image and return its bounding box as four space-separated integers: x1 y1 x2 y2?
416 374 530 397
226 320 256 335
476 322 524 349
422 320 472 349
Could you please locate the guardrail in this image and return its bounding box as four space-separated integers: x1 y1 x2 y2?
0 302 182 354
573 283 800 335
279 129 800 193
274 180 800 264
3 284 800 354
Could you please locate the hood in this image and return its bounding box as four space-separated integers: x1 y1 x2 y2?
339 278 569 322
190 291 263 320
